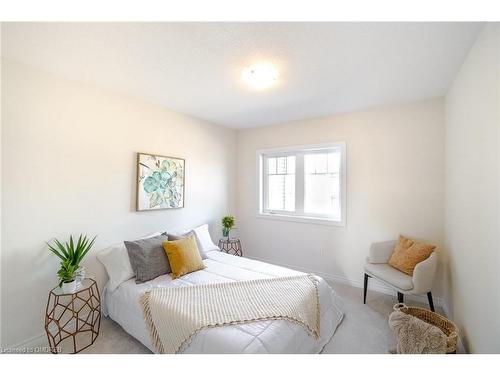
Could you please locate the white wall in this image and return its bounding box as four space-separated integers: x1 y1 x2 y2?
444 24 500 353
237 99 445 297
0 59 237 347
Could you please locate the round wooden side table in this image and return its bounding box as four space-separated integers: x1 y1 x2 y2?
44 278 101 354
218 238 243 257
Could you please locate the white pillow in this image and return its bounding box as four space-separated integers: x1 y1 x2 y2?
97 231 163 292
97 243 134 292
192 224 219 253
169 224 219 258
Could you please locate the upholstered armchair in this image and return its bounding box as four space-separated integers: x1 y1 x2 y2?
363 240 437 311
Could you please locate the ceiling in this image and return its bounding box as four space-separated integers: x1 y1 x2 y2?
1 22 483 129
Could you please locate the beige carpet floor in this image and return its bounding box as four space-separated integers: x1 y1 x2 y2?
82 282 444 354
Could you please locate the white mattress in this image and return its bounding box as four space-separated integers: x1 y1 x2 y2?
102 251 344 353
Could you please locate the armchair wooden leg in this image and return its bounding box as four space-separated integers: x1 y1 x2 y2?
427 292 435 312
363 273 369 304
397 292 404 303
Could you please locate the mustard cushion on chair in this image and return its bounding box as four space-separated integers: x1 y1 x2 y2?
163 235 206 279
388 235 436 276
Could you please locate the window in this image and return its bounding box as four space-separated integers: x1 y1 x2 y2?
258 142 346 226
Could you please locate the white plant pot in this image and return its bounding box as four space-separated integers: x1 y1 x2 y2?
62 280 77 294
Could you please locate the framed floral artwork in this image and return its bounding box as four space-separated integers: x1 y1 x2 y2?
136 153 185 211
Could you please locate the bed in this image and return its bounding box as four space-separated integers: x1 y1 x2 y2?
102 250 344 354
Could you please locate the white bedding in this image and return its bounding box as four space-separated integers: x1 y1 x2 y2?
102 251 344 354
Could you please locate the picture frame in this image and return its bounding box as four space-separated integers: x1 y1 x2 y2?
136 152 185 211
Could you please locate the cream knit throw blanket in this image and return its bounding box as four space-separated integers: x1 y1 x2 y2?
140 274 320 353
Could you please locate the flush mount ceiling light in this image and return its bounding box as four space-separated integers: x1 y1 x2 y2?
241 63 279 90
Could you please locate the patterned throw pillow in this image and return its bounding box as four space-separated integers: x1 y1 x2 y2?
388 235 436 275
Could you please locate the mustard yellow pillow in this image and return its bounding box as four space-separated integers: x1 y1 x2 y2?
163 235 205 279
388 235 436 276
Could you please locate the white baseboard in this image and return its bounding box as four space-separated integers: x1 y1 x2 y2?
7 331 48 352
9 321 77 352
246 255 447 312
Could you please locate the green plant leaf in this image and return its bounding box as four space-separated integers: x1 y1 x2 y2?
47 243 67 261
68 235 75 259
75 235 96 266
74 235 85 265
53 238 69 259
79 236 85 265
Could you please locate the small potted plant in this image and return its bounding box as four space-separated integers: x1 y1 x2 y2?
221 215 235 238
58 259 77 293
47 234 96 291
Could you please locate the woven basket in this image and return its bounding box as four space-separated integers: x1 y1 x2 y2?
393 303 459 353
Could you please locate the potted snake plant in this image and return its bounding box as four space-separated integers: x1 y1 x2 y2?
47 234 97 292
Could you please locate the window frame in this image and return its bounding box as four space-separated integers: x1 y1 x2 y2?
257 142 346 227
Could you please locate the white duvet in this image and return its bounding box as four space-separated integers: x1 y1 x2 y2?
102 251 344 354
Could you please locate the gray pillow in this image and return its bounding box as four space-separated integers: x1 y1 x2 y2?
167 231 207 259
124 234 170 283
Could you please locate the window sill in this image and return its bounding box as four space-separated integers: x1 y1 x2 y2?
257 212 345 227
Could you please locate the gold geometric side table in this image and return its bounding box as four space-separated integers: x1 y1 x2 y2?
218 238 243 257
44 278 101 354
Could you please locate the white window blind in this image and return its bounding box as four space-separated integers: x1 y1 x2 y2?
259 143 346 226
266 156 295 212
